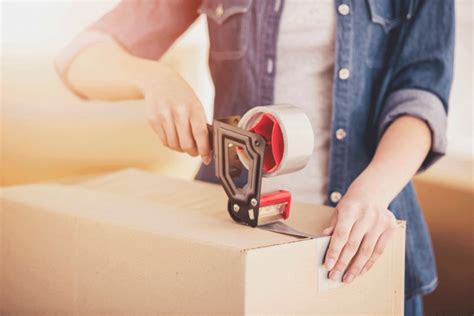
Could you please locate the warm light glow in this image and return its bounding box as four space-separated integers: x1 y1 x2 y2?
2 1 119 57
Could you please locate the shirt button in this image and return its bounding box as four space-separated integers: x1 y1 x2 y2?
330 191 342 203
338 4 350 16
267 58 274 74
338 68 350 80
215 4 224 18
335 128 347 140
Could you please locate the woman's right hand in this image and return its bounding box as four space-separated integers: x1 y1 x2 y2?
140 62 211 165
64 41 211 164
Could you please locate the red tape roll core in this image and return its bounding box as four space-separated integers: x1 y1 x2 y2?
249 113 284 173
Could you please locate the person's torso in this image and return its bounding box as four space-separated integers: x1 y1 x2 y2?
265 0 336 204
195 0 438 298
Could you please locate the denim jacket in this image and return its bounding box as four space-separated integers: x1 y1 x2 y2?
57 0 454 299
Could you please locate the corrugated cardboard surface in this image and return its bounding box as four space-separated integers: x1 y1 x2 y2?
0 169 405 315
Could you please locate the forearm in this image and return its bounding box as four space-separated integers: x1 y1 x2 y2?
66 42 161 101
350 115 432 205
64 39 210 161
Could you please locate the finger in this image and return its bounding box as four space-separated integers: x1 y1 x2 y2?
148 119 167 147
360 228 396 275
324 212 355 272
322 214 338 236
342 230 380 283
190 105 211 164
160 110 181 151
173 106 198 156
330 220 368 282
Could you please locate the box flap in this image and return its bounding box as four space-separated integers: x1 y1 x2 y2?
1 169 334 251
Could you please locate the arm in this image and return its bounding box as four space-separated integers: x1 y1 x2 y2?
55 0 211 163
323 0 454 283
322 116 430 283
351 116 431 206
66 42 211 163
66 42 144 100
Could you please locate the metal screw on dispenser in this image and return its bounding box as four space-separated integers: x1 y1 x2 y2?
233 204 240 212
250 198 258 207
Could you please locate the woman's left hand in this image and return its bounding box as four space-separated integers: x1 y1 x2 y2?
322 180 397 284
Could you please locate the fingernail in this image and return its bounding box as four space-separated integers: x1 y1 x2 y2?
202 155 211 165
329 270 341 281
325 258 336 270
343 273 354 283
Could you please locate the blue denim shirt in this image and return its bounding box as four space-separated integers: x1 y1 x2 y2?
58 0 454 299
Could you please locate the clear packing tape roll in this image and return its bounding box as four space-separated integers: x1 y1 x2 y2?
237 104 314 177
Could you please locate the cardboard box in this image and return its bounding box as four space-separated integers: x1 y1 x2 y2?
0 169 405 315
414 156 474 315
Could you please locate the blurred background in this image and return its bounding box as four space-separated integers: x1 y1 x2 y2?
1 1 472 314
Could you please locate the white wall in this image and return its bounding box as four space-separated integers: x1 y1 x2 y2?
447 0 473 157
1 1 120 58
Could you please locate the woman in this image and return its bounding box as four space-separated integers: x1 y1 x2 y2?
56 1 454 314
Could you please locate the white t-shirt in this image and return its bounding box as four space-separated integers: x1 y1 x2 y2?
262 0 336 204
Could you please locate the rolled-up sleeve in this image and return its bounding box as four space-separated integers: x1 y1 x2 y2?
377 0 454 171
55 0 200 97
